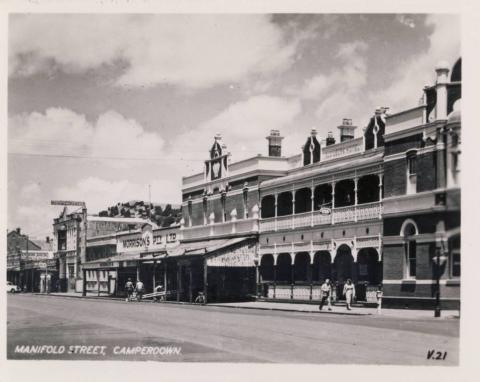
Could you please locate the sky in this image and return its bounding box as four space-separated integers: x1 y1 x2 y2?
7 13 460 239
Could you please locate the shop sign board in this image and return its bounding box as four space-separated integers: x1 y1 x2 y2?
51 200 86 207
207 243 256 267
118 224 178 254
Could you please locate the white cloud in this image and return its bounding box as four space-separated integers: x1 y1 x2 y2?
373 14 461 113
9 181 58 238
169 95 302 175
19 181 42 200
286 40 368 102
307 41 370 132
9 108 165 163
10 14 297 90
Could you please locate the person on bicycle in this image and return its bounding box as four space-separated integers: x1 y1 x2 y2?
125 278 134 302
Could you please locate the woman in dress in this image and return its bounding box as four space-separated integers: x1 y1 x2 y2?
343 278 356 310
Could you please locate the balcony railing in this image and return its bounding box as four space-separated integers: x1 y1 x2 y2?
259 201 382 233
182 218 258 240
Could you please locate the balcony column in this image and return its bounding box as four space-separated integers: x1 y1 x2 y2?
331 181 336 225
308 251 314 300
290 253 295 300
176 265 181 302
273 261 277 299
96 270 100 297
82 268 87 297
310 186 315 227
354 177 358 222
255 260 260 297
378 175 383 201
274 194 278 232
292 190 296 229
203 259 208 304
152 260 157 292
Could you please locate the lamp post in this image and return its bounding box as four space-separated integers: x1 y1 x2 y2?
434 240 448 318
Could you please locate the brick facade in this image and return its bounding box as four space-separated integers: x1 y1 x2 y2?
384 159 406 197
416 151 437 192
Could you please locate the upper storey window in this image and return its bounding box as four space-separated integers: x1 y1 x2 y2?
406 150 417 195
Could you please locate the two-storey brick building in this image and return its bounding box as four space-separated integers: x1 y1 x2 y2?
381 59 461 309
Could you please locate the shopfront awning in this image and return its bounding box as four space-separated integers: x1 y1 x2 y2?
82 237 256 269
166 237 249 258
83 250 169 269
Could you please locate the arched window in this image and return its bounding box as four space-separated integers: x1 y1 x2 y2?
403 222 417 279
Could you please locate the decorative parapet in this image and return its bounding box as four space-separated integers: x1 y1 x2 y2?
181 217 258 241
385 105 426 136
321 137 364 162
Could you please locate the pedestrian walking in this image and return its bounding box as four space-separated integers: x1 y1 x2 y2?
343 278 356 310
125 278 134 302
135 279 145 301
376 284 383 314
319 278 332 311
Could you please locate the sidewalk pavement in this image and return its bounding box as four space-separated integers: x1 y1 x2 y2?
30 292 460 320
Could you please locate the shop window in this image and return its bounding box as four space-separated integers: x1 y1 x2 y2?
451 251 460 277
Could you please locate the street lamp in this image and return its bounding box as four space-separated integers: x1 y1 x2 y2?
433 240 448 318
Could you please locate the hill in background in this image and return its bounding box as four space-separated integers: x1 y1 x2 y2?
98 200 182 228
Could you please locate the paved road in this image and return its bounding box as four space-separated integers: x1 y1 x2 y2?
7 294 459 364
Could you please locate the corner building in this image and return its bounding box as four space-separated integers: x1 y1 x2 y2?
180 59 461 308
381 59 461 309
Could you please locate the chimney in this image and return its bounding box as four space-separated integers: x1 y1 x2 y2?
16 227 21 235
337 118 357 142
435 61 450 120
266 129 284 157
326 131 336 146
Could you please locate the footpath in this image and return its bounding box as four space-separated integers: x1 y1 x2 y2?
29 292 460 320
